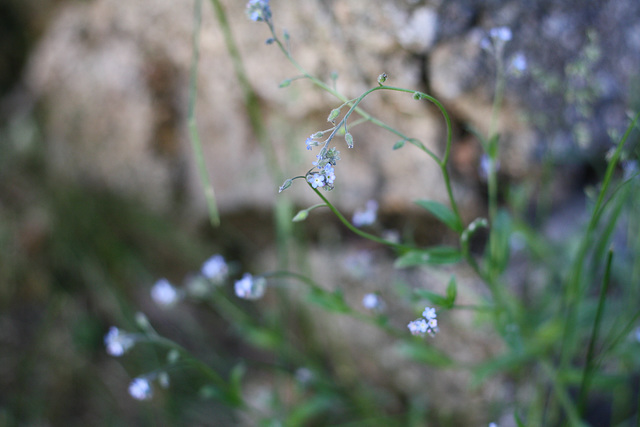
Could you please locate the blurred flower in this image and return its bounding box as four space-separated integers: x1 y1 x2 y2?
635 326 640 342
246 0 271 22
353 200 378 227
295 367 314 385
343 250 374 279
408 318 428 336
158 372 170 389
324 164 336 186
509 52 527 74
128 377 153 401
150 278 181 307
408 306 439 337
234 273 266 300
201 254 229 283
362 293 385 312
489 27 512 42
422 306 436 320
479 154 500 180
481 26 512 54
104 327 136 357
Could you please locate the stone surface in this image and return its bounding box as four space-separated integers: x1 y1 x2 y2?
20 0 640 220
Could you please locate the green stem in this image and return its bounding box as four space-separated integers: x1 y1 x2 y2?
189 0 220 227
310 185 415 251
559 112 640 369
577 249 613 416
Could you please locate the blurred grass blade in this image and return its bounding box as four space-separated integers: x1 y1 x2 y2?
398 341 452 367
395 246 462 268
189 0 220 227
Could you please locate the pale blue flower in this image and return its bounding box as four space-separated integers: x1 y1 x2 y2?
234 273 266 300
129 377 153 401
151 278 181 307
489 27 512 42
408 318 428 336
104 327 136 357
408 306 439 337
323 164 336 185
352 200 378 227
246 0 271 22
362 293 385 311
422 306 436 320
201 254 229 283
307 173 325 188
510 52 527 72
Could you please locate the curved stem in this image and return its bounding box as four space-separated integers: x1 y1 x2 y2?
310 185 415 251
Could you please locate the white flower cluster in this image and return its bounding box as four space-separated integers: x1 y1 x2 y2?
407 306 439 337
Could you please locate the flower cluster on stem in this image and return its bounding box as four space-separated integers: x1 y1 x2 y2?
407 306 439 337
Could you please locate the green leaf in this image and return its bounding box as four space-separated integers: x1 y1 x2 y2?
413 289 449 307
514 412 526 427
488 209 512 274
413 279 457 309
285 395 336 426
446 276 457 301
394 246 462 268
415 200 463 232
398 341 452 367
393 140 406 150
307 287 350 313
227 362 246 407
278 78 292 88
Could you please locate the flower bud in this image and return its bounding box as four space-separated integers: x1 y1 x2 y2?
292 210 309 222
345 132 354 148
327 108 341 123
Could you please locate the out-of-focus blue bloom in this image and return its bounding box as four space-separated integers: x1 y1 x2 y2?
129 377 153 401
234 273 266 300
408 306 439 337
151 278 181 307
353 200 378 227
246 0 271 22
201 255 229 283
104 327 136 357
362 293 385 312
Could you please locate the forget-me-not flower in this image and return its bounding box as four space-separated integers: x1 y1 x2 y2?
129 377 153 401
308 173 325 189
150 278 181 307
246 0 271 22
201 254 229 283
407 306 439 337
234 273 266 300
104 327 137 357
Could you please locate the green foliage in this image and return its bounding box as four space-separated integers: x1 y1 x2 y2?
15 2 636 426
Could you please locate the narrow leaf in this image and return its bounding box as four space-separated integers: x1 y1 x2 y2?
395 246 462 268
415 200 463 232
398 341 452 367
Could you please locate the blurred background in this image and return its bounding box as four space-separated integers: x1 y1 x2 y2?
1 0 639 425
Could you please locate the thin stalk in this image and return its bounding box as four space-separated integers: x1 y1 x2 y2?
577 249 613 416
541 361 586 427
310 186 415 252
559 112 640 369
189 0 220 226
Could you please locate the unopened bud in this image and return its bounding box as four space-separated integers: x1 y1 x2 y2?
327 108 341 123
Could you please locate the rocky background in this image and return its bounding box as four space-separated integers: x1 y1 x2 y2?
1 0 639 425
